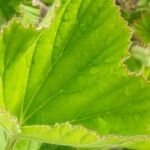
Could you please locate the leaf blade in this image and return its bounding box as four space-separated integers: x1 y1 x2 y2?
21 123 100 148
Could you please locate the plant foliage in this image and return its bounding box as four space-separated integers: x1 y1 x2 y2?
0 0 150 149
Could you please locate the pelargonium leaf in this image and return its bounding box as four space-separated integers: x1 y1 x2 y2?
130 46 150 67
37 0 61 29
124 56 142 74
0 127 6 150
125 46 150 79
19 4 41 26
14 139 42 150
1 0 150 149
0 109 21 137
0 0 21 20
0 109 21 150
21 123 100 148
0 0 27 27
0 20 38 115
0 0 49 28
42 0 55 5
133 14 150 45
20 124 150 149
0 111 101 149
23 0 130 124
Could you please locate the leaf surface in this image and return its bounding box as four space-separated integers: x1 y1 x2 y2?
1 0 150 149
0 111 101 149
21 123 150 149
133 14 150 45
19 4 40 26
24 0 130 125
125 46 150 80
0 109 21 137
21 123 99 148
0 0 25 28
0 109 21 150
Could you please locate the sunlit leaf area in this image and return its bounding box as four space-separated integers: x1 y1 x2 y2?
0 0 150 149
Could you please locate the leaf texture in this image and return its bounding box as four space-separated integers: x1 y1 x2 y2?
0 109 21 150
133 14 150 45
21 123 99 148
0 0 23 27
0 109 21 137
0 112 101 149
0 0 150 149
19 4 40 26
21 124 150 149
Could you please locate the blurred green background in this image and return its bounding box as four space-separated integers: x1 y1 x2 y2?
116 0 150 80
0 0 150 150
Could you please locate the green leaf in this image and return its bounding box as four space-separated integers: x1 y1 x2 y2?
138 0 150 6
0 127 6 150
20 124 150 149
1 0 150 149
133 14 150 45
19 4 40 26
0 0 21 20
40 144 75 150
124 56 142 74
18 0 61 28
39 135 150 150
0 0 49 28
0 20 38 114
0 111 101 149
130 46 150 67
0 109 21 137
0 0 25 27
41 0 55 5
137 0 150 11
125 46 150 79
14 139 42 150
37 0 61 29
123 140 150 150
0 109 21 150
23 0 131 127
21 123 99 148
